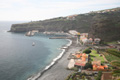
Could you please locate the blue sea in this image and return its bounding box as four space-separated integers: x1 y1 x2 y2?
0 21 69 80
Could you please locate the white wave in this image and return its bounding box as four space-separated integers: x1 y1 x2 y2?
66 39 72 47
27 39 72 80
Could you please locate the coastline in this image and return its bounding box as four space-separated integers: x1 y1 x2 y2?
27 39 73 80
36 38 84 80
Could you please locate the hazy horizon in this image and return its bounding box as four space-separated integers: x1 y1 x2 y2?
0 0 120 21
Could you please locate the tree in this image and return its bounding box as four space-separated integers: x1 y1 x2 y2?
96 71 102 80
83 48 91 54
84 62 93 69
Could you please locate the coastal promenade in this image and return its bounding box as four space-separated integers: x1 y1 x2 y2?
37 39 85 80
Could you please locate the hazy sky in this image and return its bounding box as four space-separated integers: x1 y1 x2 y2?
0 0 120 21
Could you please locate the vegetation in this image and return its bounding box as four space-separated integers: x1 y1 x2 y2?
96 71 102 80
84 62 93 69
83 48 91 54
66 72 92 80
104 49 120 79
106 49 120 58
110 60 120 69
106 41 118 44
103 52 120 62
10 7 120 42
112 69 120 77
90 50 105 62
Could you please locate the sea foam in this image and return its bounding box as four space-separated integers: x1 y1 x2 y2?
27 39 72 80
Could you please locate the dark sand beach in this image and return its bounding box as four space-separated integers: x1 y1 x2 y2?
37 39 85 80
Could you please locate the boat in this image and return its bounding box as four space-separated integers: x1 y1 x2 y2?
32 42 35 46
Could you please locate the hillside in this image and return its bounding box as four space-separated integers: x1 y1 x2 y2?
10 7 120 41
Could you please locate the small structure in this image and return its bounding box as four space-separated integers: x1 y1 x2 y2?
92 61 108 70
32 30 39 33
80 33 89 45
74 59 86 67
66 15 77 20
80 33 88 38
69 53 88 69
74 53 88 68
87 38 93 44
26 31 34 36
68 59 75 69
80 37 88 45
68 30 79 36
94 38 101 44
92 60 101 66
26 30 38 36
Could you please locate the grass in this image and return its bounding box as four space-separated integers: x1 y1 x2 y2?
103 52 120 62
106 41 117 44
90 50 105 62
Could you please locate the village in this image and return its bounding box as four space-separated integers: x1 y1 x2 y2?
25 30 120 80
65 30 120 80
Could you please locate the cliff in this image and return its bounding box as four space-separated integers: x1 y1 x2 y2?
10 7 120 41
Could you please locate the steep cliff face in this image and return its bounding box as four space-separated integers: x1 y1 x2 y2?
89 9 120 41
10 16 92 33
10 7 120 41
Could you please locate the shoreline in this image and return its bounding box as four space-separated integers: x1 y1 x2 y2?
37 38 84 80
27 39 73 80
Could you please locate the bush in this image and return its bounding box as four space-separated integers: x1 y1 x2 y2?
71 67 78 71
96 71 102 80
83 48 91 54
84 62 93 69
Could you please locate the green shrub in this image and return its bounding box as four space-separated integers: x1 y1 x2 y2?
84 62 93 69
71 67 78 71
96 71 102 80
83 48 91 54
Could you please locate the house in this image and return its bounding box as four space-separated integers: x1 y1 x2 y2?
66 15 77 20
32 30 39 33
74 59 86 67
68 59 75 69
74 53 88 67
94 38 101 44
80 33 88 38
68 53 87 69
68 30 79 36
80 37 88 45
92 60 101 66
92 61 108 70
87 38 93 44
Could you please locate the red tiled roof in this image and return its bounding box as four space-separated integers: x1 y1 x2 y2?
75 63 85 66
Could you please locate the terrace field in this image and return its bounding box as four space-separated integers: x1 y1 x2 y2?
90 50 105 62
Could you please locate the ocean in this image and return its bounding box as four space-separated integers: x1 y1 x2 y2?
0 21 69 80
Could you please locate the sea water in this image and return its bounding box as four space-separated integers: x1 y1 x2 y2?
0 21 69 80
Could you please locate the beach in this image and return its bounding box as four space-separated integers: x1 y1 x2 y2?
37 38 85 80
